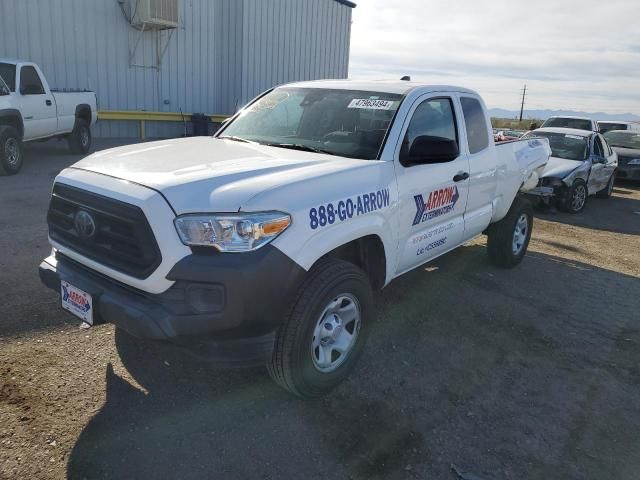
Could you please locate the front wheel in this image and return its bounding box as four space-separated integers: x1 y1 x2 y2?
559 179 588 213
0 126 24 175
267 258 373 398
486 196 533 269
68 118 92 154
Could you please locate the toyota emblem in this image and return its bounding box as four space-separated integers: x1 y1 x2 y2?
74 210 97 240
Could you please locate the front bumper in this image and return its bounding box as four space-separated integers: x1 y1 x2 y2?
40 246 306 356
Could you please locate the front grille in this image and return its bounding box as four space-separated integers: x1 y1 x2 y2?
47 184 162 279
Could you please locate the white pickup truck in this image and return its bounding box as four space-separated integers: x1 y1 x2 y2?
39 80 550 397
0 59 97 175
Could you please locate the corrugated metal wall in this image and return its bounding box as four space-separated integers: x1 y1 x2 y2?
0 0 352 138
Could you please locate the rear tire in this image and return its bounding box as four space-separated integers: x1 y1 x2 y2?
68 118 92 154
267 258 373 398
0 126 24 175
486 196 533 269
595 173 615 199
558 179 587 213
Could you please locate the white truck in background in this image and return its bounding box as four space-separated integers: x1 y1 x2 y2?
39 80 550 397
0 59 97 175
541 116 599 132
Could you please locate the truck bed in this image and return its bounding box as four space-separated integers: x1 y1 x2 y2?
495 137 551 192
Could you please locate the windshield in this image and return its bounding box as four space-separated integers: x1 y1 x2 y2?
220 88 403 160
0 63 16 92
598 123 628 133
542 117 593 131
603 131 640 149
524 131 589 160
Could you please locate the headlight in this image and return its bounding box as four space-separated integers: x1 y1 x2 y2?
174 212 291 252
629 158 640 165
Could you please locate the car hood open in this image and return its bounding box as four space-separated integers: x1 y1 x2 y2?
70 137 375 213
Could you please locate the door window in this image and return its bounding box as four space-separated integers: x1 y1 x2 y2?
600 135 613 156
460 97 490 154
593 136 605 157
401 97 458 166
19 66 45 95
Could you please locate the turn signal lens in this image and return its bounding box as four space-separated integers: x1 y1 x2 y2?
261 217 291 236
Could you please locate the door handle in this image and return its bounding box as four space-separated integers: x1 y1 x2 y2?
46 99 52 106
453 172 469 182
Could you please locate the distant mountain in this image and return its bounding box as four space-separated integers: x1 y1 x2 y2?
488 108 640 122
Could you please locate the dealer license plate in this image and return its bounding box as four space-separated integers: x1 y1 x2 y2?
61 281 93 325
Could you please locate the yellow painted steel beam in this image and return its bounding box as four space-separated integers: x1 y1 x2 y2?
98 110 230 123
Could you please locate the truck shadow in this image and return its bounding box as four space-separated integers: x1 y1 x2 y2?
66 245 640 480
534 181 640 236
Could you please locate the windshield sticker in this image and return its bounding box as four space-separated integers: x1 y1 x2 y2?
347 99 395 110
412 185 460 226
565 134 584 140
309 188 391 230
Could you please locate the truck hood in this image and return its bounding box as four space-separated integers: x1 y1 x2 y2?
71 137 377 214
541 156 584 179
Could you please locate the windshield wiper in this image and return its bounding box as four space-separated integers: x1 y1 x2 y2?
217 135 254 144
265 143 337 156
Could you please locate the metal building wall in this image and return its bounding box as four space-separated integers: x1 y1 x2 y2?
0 0 353 138
240 0 352 103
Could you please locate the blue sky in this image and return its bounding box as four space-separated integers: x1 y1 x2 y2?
349 0 640 115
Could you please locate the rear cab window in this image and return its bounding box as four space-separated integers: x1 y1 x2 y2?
542 117 593 131
460 96 490 154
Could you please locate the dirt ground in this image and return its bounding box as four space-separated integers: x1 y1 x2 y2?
1 140 639 480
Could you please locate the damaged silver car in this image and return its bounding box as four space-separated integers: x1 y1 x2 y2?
523 127 618 213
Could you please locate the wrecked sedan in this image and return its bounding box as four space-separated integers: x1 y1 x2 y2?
524 127 617 213
603 130 640 181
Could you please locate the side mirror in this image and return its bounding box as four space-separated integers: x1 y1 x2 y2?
403 135 459 165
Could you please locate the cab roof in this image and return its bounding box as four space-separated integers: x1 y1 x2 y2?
534 127 593 137
546 115 594 121
280 79 479 96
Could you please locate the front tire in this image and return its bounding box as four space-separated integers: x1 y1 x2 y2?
68 118 92 154
0 126 24 175
595 173 615 199
559 179 588 213
486 196 533 269
267 258 373 398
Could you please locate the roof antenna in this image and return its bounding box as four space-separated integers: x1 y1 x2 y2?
400 75 411 81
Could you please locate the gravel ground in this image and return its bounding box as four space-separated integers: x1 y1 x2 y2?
1 139 639 480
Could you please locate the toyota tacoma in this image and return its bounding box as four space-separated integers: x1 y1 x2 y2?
39 80 550 397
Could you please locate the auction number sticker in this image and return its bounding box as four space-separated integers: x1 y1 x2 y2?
348 99 395 110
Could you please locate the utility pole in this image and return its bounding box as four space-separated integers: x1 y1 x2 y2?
519 84 527 122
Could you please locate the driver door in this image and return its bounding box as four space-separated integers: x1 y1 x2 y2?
393 95 470 275
18 66 56 140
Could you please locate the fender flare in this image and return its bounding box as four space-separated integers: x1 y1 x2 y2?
0 109 24 138
74 103 92 123
278 213 396 286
